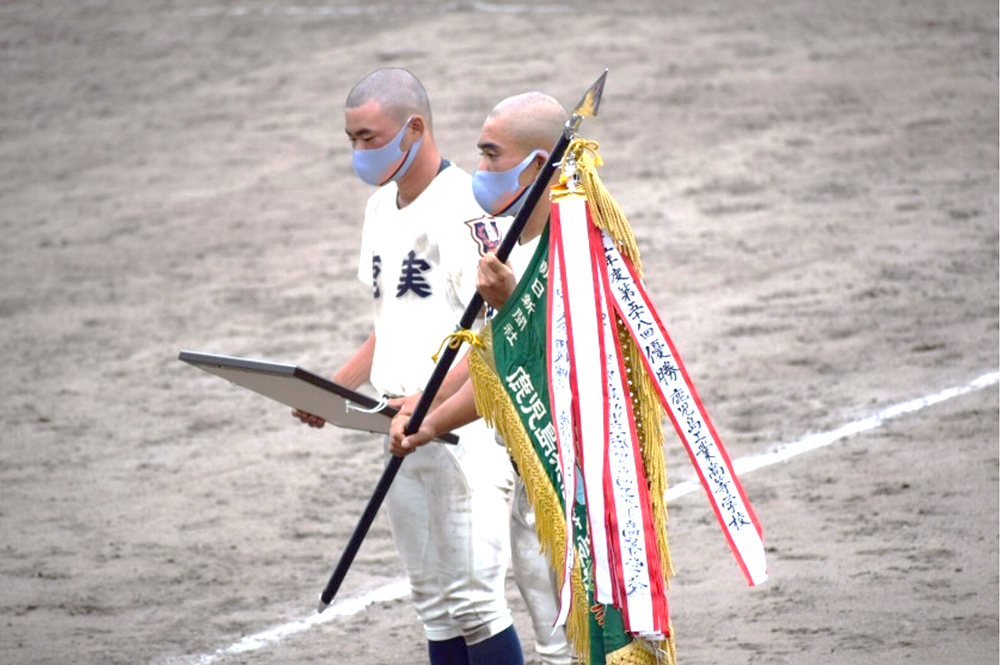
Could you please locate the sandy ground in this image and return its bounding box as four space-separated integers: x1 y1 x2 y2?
1 1 997 663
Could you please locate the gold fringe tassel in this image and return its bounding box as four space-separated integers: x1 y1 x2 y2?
468 325 593 665
560 138 644 277
607 626 678 665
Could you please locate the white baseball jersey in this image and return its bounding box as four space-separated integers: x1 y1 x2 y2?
357 162 503 397
355 162 514 645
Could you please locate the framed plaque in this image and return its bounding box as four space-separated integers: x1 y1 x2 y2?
178 351 458 444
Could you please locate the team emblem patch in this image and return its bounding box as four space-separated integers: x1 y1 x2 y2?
465 217 502 256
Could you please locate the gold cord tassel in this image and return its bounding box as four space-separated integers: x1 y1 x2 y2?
561 138 644 277
430 329 482 363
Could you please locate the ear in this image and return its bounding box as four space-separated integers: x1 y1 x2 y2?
522 152 549 184
400 116 425 153
407 115 425 136
531 151 548 173
519 150 548 186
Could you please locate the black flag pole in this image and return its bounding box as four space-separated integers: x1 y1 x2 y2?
318 70 609 613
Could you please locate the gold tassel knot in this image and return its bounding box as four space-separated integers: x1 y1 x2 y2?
431 329 482 363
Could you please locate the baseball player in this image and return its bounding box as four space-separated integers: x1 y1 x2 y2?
390 92 576 665
293 68 523 665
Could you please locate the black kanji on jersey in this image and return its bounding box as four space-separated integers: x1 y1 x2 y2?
396 250 432 298
371 255 383 299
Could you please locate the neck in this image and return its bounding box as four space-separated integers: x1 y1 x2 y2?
519 172 560 243
395 140 441 209
519 188 552 244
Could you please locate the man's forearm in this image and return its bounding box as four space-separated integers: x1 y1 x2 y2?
430 353 472 409
334 330 376 390
424 379 480 438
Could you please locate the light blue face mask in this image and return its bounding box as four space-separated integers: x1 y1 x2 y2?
352 117 423 186
472 149 547 216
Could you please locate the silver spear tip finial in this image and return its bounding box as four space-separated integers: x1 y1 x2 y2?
568 69 608 133
574 68 608 118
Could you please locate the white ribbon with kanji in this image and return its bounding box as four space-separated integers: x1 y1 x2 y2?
547 198 673 638
599 225 768 587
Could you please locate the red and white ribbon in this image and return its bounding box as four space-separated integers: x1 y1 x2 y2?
550 200 615 605
547 198 674 637
545 232 578 628
599 227 768 587
543 196 766 639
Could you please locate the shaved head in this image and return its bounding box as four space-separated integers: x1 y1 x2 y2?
346 68 432 128
488 92 568 154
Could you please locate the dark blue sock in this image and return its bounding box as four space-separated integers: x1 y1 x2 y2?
466 625 524 665
428 636 469 665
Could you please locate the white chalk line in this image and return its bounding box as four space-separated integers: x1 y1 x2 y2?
666 369 1000 501
179 370 998 664
178 3 578 18
180 579 411 665
176 2 662 18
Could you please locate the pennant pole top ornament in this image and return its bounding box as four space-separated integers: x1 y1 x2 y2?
570 68 607 127
316 70 611 614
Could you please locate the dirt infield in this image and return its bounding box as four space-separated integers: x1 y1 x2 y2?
1 1 997 663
